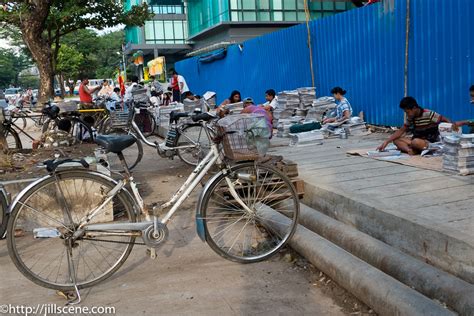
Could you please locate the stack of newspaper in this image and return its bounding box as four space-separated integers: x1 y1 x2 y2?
442 134 474 175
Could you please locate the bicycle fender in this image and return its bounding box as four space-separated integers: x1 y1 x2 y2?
6 175 49 215
195 169 225 242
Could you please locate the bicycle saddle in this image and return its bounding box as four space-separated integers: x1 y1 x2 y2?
95 134 136 153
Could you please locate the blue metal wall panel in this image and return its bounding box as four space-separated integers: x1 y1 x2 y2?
176 24 312 105
176 0 474 126
409 0 474 123
311 2 406 126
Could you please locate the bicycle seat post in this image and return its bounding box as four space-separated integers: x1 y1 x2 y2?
117 152 132 177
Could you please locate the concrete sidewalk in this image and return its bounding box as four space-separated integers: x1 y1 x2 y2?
0 140 364 316
271 133 474 283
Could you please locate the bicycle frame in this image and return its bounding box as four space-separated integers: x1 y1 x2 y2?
80 127 251 239
81 143 219 235
130 117 210 152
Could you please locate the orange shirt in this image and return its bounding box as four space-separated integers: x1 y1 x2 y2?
79 83 93 103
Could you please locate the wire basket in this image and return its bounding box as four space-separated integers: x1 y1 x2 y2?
109 110 131 128
217 114 271 161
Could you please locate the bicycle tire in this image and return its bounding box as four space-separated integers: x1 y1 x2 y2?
107 136 144 172
133 111 155 138
70 117 94 143
176 124 212 166
0 189 8 239
7 170 137 291
3 127 22 150
12 115 27 130
41 118 55 133
43 117 94 143
199 162 299 263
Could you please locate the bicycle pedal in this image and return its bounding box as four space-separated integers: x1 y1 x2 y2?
146 248 157 259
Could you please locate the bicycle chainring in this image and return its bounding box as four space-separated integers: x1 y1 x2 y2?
142 223 169 248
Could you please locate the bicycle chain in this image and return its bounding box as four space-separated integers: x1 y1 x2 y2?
81 237 146 246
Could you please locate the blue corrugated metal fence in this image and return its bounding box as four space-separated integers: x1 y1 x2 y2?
176 0 474 126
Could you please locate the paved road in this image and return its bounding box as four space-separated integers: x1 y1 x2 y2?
0 141 355 316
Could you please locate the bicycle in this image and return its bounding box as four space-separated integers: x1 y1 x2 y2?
41 105 95 144
1 107 37 150
0 184 9 238
6 113 300 304
0 178 38 239
102 103 213 171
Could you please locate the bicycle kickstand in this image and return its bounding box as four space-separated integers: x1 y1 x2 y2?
65 240 82 305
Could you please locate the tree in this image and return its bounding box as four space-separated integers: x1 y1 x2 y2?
0 0 151 104
55 44 84 96
0 48 32 88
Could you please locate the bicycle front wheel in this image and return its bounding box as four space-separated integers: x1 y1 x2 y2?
199 162 299 263
176 124 212 166
106 136 144 172
7 170 137 291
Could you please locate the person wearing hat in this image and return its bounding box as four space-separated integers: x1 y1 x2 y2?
242 97 273 138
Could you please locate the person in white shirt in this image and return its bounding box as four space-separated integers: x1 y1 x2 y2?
262 89 278 111
176 72 189 100
124 76 139 104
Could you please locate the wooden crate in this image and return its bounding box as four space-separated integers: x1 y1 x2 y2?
275 159 299 178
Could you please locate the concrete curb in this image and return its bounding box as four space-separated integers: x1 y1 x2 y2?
298 204 474 315
302 181 474 283
258 206 455 316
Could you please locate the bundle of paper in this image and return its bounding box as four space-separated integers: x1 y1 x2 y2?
367 150 401 157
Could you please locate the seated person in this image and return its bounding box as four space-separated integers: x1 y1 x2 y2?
162 91 172 106
261 89 278 112
323 87 352 124
454 85 474 133
241 97 273 138
182 91 196 101
150 90 162 107
98 80 113 97
216 90 241 117
33 119 75 149
220 90 242 107
377 97 451 155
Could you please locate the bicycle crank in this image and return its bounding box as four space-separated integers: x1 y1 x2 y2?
142 223 169 248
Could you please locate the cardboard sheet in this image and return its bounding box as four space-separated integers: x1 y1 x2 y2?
347 148 443 172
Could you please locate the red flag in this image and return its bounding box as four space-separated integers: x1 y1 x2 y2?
118 73 125 96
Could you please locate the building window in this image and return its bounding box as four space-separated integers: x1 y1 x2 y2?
144 20 187 44
228 0 353 22
147 0 185 14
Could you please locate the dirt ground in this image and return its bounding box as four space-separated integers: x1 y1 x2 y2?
0 134 375 315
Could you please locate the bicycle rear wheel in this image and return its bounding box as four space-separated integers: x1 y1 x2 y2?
133 111 155 138
0 188 8 239
2 127 22 150
7 170 137 291
176 124 212 166
12 116 27 130
199 162 299 263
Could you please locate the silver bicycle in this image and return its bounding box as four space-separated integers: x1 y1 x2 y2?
6 113 300 304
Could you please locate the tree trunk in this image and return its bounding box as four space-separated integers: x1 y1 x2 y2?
58 74 66 98
19 0 54 109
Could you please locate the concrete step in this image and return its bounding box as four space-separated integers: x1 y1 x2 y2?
302 179 474 284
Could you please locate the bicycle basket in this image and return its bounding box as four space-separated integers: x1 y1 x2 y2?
109 110 131 128
131 88 149 103
217 114 271 161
